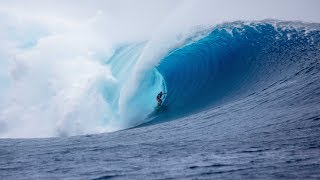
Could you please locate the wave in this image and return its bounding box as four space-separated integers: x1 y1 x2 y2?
126 20 320 125
1 20 319 138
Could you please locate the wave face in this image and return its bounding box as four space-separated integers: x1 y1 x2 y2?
1 20 320 138
147 21 320 123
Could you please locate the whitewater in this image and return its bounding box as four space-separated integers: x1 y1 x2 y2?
0 0 320 179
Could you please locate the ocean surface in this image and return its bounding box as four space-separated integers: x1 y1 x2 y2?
1 20 320 179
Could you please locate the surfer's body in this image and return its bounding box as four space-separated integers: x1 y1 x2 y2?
156 92 166 106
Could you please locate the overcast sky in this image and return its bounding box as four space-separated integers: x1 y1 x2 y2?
1 0 320 44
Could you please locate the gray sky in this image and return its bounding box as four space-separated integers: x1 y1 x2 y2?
1 0 320 43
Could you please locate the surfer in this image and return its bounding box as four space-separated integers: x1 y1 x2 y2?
156 91 166 106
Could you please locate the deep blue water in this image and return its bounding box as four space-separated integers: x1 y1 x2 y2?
1 20 320 179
